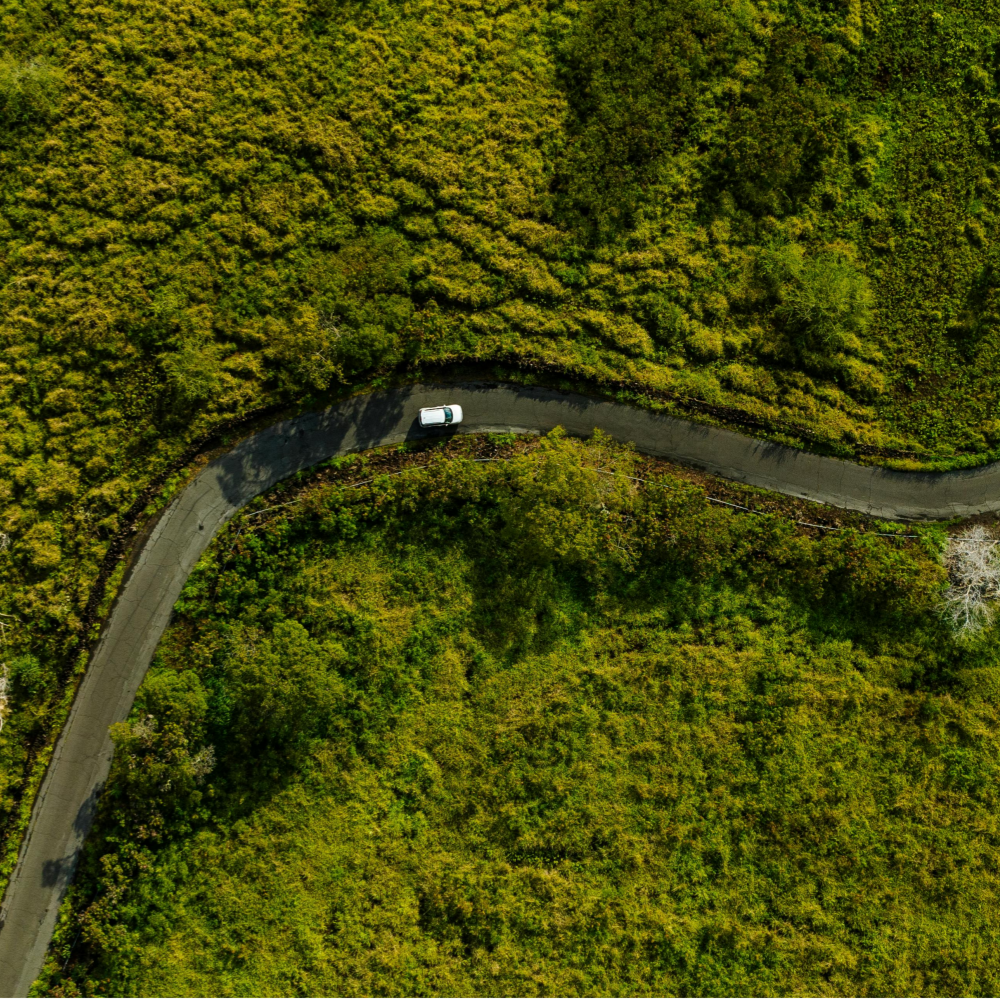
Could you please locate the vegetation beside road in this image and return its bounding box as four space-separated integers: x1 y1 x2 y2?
39 434 1000 998
3 0 1000 924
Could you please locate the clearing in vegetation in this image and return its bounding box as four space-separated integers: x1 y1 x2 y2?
38 434 1000 998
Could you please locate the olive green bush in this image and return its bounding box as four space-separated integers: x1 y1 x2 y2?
764 244 874 352
0 54 61 123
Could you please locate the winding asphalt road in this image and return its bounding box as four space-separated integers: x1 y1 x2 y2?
3 381 1000 996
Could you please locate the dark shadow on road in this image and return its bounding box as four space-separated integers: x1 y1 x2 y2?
213 388 413 510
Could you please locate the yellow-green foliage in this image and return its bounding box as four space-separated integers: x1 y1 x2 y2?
0 54 61 122
42 436 1000 997
3 0 1000 898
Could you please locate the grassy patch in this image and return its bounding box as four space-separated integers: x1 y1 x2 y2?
38 434 1000 997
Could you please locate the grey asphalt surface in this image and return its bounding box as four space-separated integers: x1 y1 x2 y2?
2 381 1000 996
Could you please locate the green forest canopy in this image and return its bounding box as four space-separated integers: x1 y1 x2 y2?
40 433 1000 997
3 0 1000 922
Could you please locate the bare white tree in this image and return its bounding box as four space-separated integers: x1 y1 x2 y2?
130 714 157 742
0 612 16 735
319 313 342 342
0 662 8 736
191 745 216 781
944 525 1000 634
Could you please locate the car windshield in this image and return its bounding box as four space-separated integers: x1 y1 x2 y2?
444 407 453 423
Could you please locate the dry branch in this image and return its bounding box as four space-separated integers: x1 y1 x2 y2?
943 525 1000 634
0 662 8 735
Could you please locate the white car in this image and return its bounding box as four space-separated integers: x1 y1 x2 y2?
418 404 463 428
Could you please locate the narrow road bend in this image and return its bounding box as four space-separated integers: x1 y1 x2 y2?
3 381 999 996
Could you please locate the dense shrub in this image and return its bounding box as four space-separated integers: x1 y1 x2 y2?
0 55 61 123
770 246 874 351
558 0 756 236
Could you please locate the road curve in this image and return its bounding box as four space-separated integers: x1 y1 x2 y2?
3 381 1000 996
